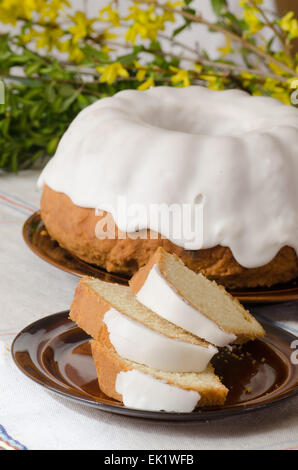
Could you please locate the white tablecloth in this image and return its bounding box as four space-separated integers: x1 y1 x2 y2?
0 170 298 450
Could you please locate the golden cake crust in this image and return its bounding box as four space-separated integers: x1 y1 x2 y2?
69 280 115 351
40 185 298 289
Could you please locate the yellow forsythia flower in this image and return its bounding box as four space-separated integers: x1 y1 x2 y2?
0 0 69 25
138 77 155 90
96 62 129 85
218 37 232 57
98 4 120 26
125 4 171 44
136 69 146 81
134 61 148 82
41 0 70 22
170 66 190 87
263 78 291 105
289 78 298 89
268 51 294 76
243 7 263 34
201 75 225 91
58 40 84 63
69 11 95 43
36 28 64 51
193 64 203 74
279 12 298 39
0 0 36 24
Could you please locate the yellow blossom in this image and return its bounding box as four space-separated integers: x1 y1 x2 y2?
165 1 184 7
218 37 232 57
134 61 148 82
125 4 170 44
126 23 149 44
97 29 118 55
69 11 95 43
41 0 70 22
262 78 291 105
193 64 203 74
98 4 120 27
170 66 190 87
101 29 118 41
35 28 64 51
138 77 155 90
240 72 256 87
279 12 298 39
58 40 84 63
136 69 146 81
243 7 263 35
289 78 298 89
268 51 294 76
201 75 225 91
0 0 43 25
96 62 129 84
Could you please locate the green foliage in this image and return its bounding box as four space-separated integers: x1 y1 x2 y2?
211 0 228 17
0 0 297 173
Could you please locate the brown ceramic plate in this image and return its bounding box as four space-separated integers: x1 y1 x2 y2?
23 212 298 302
11 311 298 421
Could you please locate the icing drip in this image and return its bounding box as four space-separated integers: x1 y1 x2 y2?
115 369 200 412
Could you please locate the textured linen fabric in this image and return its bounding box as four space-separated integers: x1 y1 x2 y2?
0 170 298 451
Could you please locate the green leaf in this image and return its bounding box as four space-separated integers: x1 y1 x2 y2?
117 52 140 65
266 36 276 53
0 118 10 137
211 0 228 17
45 82 56 102
46 136 59 155
172 23 189 38
58 83 76 97
25 62 41 76
59 90 80 112
11 151 18 173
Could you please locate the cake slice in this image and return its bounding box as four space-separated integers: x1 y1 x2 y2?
70 277 218 373
91 341 228 411
130 248 265 347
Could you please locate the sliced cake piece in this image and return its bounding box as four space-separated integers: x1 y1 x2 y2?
91 341 228 412
70 277 218 373
130 248 265 347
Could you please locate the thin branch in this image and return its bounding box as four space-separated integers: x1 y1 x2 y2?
248 0 293 60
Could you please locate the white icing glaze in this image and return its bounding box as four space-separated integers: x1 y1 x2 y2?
136 264 236 347
115 369 200 412
103 307 218 372
38 86 298 268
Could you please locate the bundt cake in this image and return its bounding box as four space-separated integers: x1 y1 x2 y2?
38 86 298 289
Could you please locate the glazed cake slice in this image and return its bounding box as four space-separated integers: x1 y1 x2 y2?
91 341 228 412
130 248 265 347
70 277 218 373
